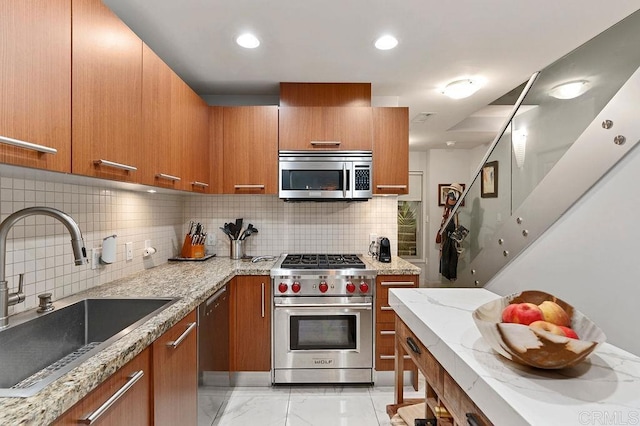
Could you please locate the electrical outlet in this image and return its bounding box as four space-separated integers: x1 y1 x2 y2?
91 248 102 270
369 233 378 243
125 242 133 261
144 239 151 249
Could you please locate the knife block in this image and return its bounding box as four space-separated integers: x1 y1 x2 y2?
181 235 205 258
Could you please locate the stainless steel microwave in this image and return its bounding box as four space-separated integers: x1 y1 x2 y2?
278 151 372 201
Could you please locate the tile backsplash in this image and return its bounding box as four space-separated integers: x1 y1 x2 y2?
1 168 397 316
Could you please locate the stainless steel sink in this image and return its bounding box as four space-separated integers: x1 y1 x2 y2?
0 297 178 398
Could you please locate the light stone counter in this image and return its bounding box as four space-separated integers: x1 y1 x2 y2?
389 288 640 426
0 256 276 426
362 256 421 275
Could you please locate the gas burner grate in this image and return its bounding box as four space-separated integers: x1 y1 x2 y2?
281 254 366 269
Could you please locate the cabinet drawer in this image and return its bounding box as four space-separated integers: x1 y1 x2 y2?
396 317 443 395
375 323 415 371
376 275 417 322
443 373 492 426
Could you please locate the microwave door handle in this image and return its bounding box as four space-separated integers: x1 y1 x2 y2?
343 162 347 198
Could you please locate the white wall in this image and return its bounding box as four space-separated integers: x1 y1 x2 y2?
486 143 640 356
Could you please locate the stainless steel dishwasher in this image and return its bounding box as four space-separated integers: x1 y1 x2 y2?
197 285 229 386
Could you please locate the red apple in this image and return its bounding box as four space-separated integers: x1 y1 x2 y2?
558 326 579 339
529 320 565 336
502 302 544 325
538 300 571 327
501 304 517 323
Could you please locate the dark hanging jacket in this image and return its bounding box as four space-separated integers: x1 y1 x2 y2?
440 219 458 281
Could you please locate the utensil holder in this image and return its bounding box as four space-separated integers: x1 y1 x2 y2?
230 239 244 260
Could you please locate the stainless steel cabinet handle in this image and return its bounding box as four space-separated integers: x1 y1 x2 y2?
381 281 415 286
380 355 411 360
379 330 396 336
80 370 144 424
93 159 137 171
261 282 265 318
275 302 373 309
380 306 393 311
0 135 58 154
191 181 209 188
376 185 407 189
156 173 181 181
310 141 341 146
166 322 197 348
234 184 265 189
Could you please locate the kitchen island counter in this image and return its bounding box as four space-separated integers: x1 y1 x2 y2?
389 288 640 425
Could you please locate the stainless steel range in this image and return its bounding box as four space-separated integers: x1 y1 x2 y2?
271 254 376 384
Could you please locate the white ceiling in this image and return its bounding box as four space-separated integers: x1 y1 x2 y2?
103 0 639 151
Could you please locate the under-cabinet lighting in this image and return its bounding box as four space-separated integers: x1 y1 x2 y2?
548 80 590 99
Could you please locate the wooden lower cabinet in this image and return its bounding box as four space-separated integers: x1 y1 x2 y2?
375 275 418 372
153 310 198 426
53 347 152 426
392 316 492 426
230 275 271 371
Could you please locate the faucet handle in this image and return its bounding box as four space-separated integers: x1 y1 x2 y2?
7 273 26 305
37 292 54 313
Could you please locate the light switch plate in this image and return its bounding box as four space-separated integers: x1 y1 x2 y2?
125 242 133 261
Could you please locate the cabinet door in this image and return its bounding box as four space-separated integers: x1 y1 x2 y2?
208 106 224 194
223 106 278 194
231 276 271 371
153 310 198 426
0 0 71 172
71 0 142 182
373 107 409 195
53 347 151 425
324 107 372 150
182 88 210 193
278 107 324 150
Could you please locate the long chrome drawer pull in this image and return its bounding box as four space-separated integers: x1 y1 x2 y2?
93 159 137 171
380 355 411 360
166 322 197 348
310 141 341 146
376 185 407 189
379 330 396 336
380 306 393 311
156 173 181 181
275 303 372 309
381 281 414 286
261 282 265 318
234 184 265 189
191 181 209 187
80 370 144 424
0 135 58 154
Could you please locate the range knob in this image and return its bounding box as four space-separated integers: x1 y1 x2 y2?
346 282 356 293
291 282 301 293
278 282 288 293
359 282 370 293
318 281 329 293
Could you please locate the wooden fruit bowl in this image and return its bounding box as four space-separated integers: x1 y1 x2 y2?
472 290 606 369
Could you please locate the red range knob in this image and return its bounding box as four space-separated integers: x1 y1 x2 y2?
346 282 356 293
319 281 329 293
291 282 301 293
359 282 369 293
278 282 288 293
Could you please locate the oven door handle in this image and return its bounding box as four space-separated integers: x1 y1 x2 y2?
274 302 372 310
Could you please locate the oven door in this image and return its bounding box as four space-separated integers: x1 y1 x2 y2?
279 161 353 200
273 296 373 370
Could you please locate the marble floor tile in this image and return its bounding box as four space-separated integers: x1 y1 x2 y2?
287 394 379 426
211 392 289 426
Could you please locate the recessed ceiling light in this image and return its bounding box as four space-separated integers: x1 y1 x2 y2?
441 79 481 99
548 80 590 99
146 189 157 193
236 33 260 49
375 35 398 50
445 141 456 147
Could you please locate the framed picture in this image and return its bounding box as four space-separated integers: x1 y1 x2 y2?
438 183 466 206
481 161 498 198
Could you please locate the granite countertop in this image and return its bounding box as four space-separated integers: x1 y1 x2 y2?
389 288 640 426
1 254 419 425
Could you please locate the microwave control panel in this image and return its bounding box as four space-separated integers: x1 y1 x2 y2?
355 167 371 190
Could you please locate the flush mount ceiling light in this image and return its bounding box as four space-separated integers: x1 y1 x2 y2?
375 35 398 50
441 79 481 99
236 33 260 49
548 80 590 99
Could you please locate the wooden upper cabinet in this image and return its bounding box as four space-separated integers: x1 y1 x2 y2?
182 87 210 193
373 107 409 195
280 83 371 107
208 106 224 194
278 107 372 151
71 0 143 182
0 0 71 172
223 106 278 194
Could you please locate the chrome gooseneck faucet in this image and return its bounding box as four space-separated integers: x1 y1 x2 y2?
0 207 88 329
